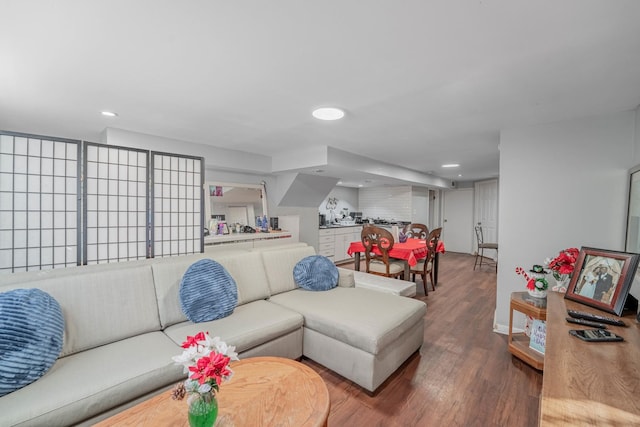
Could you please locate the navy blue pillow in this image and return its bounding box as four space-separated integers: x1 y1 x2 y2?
179 259 238 323
0 288 64 397
293 255 339 291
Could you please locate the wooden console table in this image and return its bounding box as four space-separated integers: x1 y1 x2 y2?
540 292 640 425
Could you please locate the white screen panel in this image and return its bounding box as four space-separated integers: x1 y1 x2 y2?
151 152 203 258
83 142 148 264
0 132 79 274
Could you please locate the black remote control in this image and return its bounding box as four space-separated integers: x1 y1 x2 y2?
567 309 626 326
565 317 607 329
569 329 624 342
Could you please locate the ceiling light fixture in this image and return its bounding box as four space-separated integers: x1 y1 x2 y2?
101 111 118 117
442 163 460 168
312 107 345 121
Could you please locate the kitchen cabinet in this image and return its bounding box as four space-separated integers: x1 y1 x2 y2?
318 229 335 260
317 226 362 264
333 226 362 262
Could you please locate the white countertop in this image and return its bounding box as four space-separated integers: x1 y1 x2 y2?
204 230 292 245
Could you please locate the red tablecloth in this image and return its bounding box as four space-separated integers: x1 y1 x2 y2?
347 238 445 267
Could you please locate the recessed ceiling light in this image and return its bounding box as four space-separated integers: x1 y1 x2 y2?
358 184 363 187
337 181 343 185
101 111 118 117
458 174 463 177
442 163 460 168
312 107 345 121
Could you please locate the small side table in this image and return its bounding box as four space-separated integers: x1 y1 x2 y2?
508 291 547 370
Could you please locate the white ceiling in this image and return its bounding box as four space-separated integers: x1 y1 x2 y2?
2 1 640 186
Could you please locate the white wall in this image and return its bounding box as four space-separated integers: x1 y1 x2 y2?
411 186 429 224
495 109 640 332
319 187 359 222
359 186 412 221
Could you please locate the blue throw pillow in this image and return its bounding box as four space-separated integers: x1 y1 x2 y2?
179 259 238 323
293 255 339 291
0 288 64 397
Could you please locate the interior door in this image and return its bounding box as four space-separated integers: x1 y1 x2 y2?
474 179 499 258
442 188 474 254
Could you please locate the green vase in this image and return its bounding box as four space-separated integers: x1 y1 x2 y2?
188 393 218 427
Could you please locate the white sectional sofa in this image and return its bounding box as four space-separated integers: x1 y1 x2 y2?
0 244 426 426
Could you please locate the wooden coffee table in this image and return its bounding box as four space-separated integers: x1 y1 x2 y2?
94 356 330 427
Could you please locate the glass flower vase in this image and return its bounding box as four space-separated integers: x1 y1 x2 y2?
188 392 218 427
552 274 571 293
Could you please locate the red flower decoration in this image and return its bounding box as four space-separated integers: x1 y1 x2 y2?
547 248 579 276
188 352 232 387
181 331 206 349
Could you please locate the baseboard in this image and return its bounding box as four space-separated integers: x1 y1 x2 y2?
493 323 510 335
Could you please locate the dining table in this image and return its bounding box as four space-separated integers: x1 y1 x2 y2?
347 238 445 283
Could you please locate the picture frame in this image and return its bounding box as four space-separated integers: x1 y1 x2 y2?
565 247 640 316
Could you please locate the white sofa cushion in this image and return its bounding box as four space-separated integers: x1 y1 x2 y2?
213 252 272 304
268 287 426 355
0 332 183 427
0 265 161 357
152 252 272 329
163 300 304 354
261 246 316 295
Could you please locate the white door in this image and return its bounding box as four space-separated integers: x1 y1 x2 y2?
442 188 474 254
474 179 499 258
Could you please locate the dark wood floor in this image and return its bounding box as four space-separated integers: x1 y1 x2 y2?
300 252 543 427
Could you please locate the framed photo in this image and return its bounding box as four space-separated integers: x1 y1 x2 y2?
565 247 640 316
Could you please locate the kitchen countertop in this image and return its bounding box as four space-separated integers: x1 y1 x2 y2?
319 224 362 229
204 230 292 245
319 223 407 230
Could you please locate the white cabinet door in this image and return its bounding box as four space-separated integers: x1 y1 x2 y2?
333 227 360 262
318 229 335 260
333 229 348 262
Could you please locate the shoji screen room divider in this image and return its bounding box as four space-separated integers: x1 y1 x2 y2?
0 131 204 273
0 132 81 273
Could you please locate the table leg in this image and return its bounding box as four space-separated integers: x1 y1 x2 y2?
354 253 361 271
404 261 410 281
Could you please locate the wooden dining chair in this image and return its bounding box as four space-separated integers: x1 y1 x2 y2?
403 223 429 240
361 225 405 279
410 227 442 295
474 225 498 272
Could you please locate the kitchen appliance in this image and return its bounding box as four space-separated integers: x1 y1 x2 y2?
351 212 363 224
319 213 326 226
